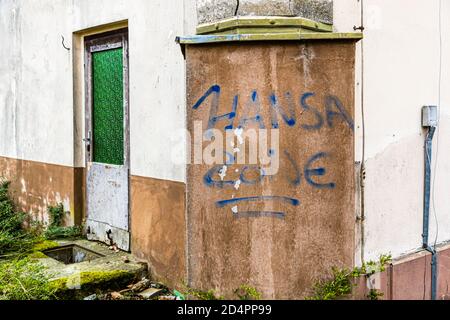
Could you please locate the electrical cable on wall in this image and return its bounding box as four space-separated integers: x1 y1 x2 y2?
431 0 443 249
358 0 366 266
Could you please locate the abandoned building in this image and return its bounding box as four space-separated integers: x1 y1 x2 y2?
0 0 449 299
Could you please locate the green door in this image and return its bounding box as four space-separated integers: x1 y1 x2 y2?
85 31 130 251
92 48 124 165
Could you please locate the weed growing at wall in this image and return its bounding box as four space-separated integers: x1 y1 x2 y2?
307 267 354 300
0 180 24 233
0 179 36 256
234 285 262 300
185 288 225 300
0 179 58 299
307 254 392 300
44 203 82 240
1 178 83 256
48 203 65 227
367 288 384 300
1 180 82 256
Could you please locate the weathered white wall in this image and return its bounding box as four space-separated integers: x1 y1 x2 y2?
334 0 450 261
0 0 197 182
0 0 73 166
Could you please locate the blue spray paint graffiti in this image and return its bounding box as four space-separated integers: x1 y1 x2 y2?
239 166 265 185
193 85 351 218
192 85 354 131
215 196 296 218
232 211 286 219
304 152 336 189
325 95 354 131
239 90 266 129
216 196 300 208
193 85 238 133
300 92 324 130
203 152 335 190
270 92 297 128
284 150 301 186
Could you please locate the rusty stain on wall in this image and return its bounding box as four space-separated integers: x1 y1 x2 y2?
186 41 357 299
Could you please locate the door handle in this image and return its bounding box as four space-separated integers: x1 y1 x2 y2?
83 131 92 152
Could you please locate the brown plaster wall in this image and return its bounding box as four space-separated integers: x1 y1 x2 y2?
73 167 86 226
0 156 84 225
130 175 186 287
391 251 432 300
389 246 450 300
185 41 357 299
352 246 450 300
438 246 450 299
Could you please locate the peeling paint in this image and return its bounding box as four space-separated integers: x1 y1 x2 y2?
234 128 244 145
20 178 26 193
86 163 130 250
296 45 315 86
219 165 228 181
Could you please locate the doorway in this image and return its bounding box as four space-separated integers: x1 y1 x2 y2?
84 29 130 251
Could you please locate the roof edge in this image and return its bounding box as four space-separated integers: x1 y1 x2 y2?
176 32 363 45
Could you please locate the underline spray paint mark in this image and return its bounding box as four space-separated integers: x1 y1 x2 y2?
234 211 286 219
216 196 300 208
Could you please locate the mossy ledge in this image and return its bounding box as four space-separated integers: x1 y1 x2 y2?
27 251 48 259
32 240 60 252
50 270 136 300
25 240 60 260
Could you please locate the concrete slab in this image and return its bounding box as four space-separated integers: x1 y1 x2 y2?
138 287 163 299
33 239 147 299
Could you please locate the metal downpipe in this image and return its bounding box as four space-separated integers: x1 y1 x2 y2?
423 125 437 300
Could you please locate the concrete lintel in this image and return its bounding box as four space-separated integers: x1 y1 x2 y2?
196 16 334 35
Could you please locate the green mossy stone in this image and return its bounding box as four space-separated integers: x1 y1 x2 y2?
50 270 136 300
27 251 48 259
32 240 59 252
